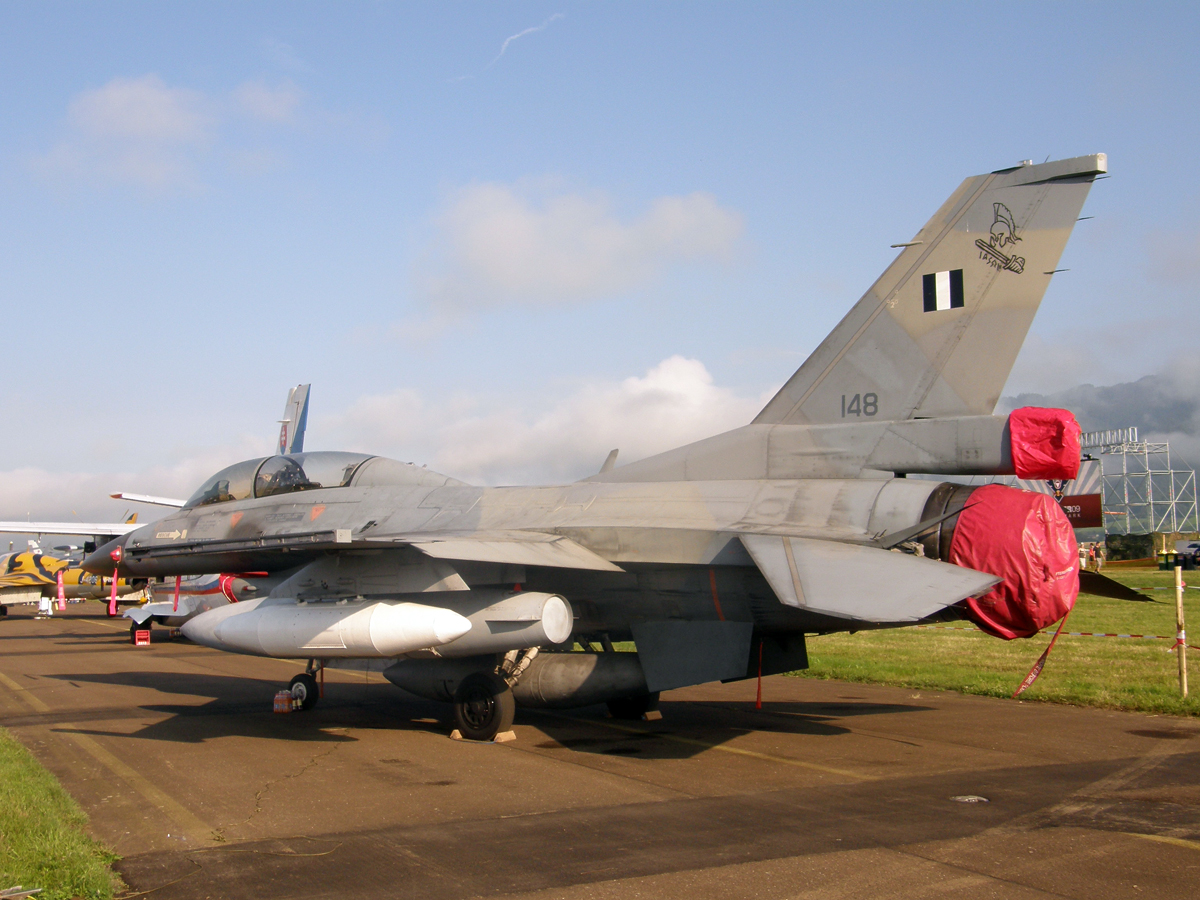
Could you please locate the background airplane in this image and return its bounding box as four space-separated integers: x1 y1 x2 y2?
0 531 144 617
91 156 1127 741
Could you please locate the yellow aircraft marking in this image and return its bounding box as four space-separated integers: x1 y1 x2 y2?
540 712 875 781
1124 832 1200 853
0 668 216 844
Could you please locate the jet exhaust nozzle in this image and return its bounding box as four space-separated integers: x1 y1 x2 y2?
181 597 471 658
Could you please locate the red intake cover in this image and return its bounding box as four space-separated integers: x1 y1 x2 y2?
949 484 1079 639
1009 407 1081 480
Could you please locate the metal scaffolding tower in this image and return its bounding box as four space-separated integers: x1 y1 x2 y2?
1080 427 1199 534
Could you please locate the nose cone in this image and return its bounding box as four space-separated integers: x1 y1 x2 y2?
180 608 219 649
82 535 128 575
432 607 473 644
181 600 256 651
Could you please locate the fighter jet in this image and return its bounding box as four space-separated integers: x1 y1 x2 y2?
88 155 1108 741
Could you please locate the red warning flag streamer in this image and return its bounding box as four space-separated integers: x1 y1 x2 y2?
1013 609 1072 698
107 545 122 617
56 570 66 611
173 575 181 612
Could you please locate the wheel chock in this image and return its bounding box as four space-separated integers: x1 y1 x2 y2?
449 729 516 743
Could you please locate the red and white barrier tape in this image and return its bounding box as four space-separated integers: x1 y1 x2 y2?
915 624 1200 648
1013 611 1072 698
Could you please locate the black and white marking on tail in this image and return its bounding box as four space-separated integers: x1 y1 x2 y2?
922 269 964 312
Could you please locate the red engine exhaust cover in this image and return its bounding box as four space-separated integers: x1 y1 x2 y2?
1009 407 1081 480
949 484 1079 639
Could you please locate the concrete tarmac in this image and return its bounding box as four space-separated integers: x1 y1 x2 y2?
1 604 1197 900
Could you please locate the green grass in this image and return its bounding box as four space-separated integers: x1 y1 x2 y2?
794 569 1200 716
0 728 120 900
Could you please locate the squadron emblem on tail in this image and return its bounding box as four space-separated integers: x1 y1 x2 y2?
975 202 1025 273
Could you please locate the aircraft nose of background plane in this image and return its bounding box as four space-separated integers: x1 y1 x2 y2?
82 534 129 575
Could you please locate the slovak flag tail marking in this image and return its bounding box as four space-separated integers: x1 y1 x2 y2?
922 269 964 312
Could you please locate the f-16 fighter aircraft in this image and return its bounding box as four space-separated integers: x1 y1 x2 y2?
88 155 1108 741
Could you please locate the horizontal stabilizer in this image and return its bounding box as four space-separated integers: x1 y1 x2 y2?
740 534 999 623
1078 570 1154 603
372 530 624 572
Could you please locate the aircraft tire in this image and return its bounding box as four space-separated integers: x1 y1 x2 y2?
606 691 660 720
289 673 320 711
452 672 515 741
129 621 139 644
0 605 7 617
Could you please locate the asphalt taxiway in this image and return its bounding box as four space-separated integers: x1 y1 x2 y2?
1 604 1197 900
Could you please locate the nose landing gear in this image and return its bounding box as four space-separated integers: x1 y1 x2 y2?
287 660 324 711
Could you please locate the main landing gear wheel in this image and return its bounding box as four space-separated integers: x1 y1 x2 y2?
129 621 141 644
289 673 320 711
607 691 660 720
453 672 515 742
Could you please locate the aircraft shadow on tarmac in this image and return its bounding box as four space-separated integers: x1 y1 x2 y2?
45 670 425 744
520 697 932 759
43 671 932 756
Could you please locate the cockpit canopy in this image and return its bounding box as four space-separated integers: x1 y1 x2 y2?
185 452 374 508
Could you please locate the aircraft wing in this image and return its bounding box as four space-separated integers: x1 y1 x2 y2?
368 530 625 572
109 492 186 508
0 520 143 538
740 534 999 623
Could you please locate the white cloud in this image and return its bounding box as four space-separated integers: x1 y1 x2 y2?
33 75 215 190
0 359 767 518
421 181 744 310
233 79 303 124
324 356 768 485
0 434 273 525
33 75 311 191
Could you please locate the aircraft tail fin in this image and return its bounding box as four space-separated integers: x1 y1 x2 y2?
754 154 1106 426
278 384 311 455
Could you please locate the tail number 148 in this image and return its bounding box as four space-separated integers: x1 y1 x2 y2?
841 393 878 417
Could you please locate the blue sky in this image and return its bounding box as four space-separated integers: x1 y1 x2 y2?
2 2 1198 519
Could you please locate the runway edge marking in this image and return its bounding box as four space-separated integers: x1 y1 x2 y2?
0 668 216 845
